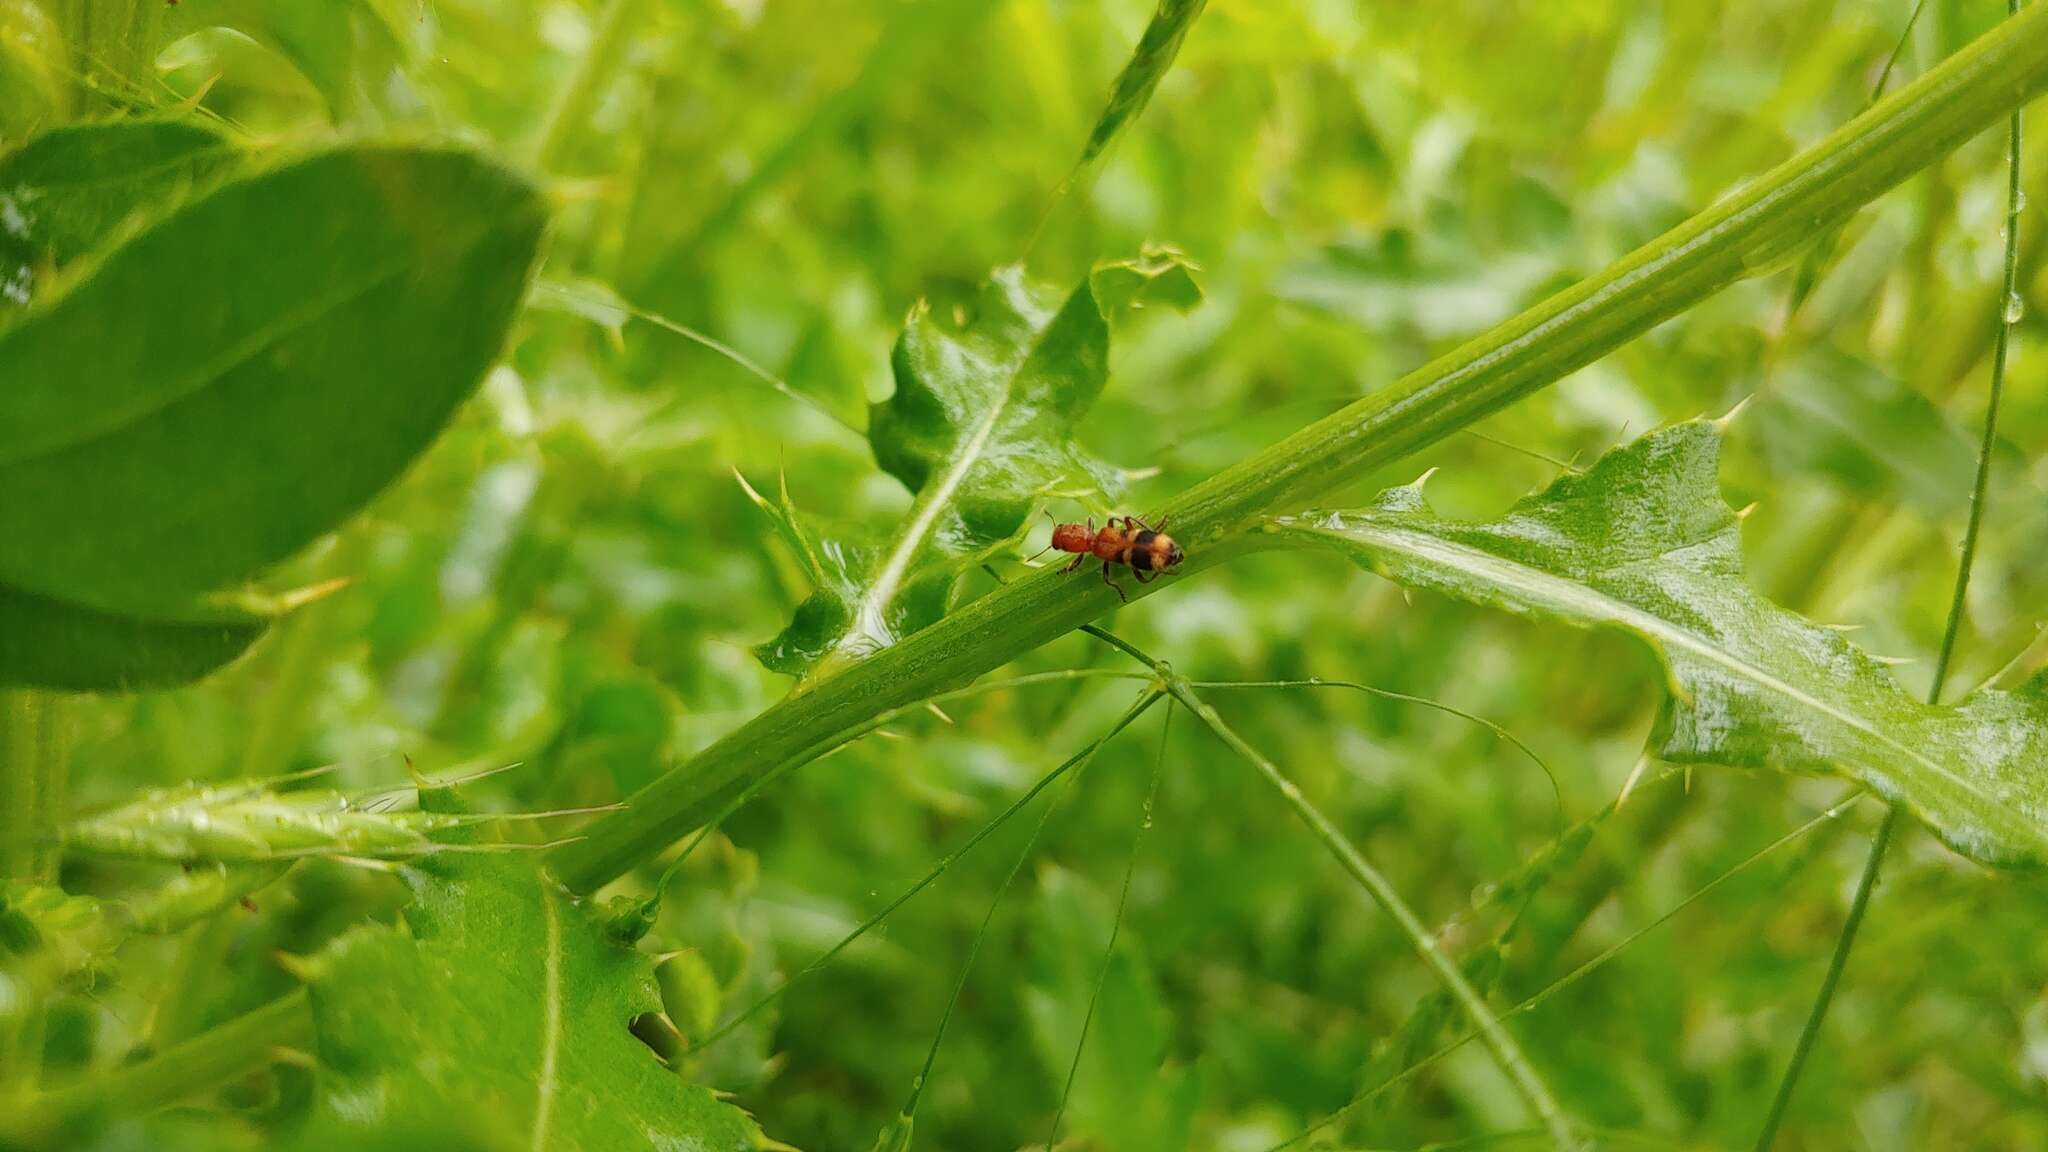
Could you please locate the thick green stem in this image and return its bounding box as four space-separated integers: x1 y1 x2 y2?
550 4 2048 893
0 689 68 882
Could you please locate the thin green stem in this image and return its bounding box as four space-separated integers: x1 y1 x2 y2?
57 0 161 113
1750 806 1897 1150
531 0 643 171
895 693 1138 1127
685 690 1164 1055
0 690 68 882
1 989 312 1145
549 6 2048 894
1044 707 1170 1149
1281 789 1863 1152
1157 671 1581 1151
1754 6 2027 1147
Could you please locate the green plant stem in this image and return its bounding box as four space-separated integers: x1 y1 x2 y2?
549 4 2048 894
56 0 161 112
1753 8 2028 1147
1153 667 1581 1151
1280 790 1862 1152
531 0 642 171
1 989 312 1144
0 689 68 882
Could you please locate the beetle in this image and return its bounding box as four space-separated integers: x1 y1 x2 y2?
1044 514 1185 602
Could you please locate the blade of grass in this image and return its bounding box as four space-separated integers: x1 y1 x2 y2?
1753 4 2028 1143
548 7 2048 893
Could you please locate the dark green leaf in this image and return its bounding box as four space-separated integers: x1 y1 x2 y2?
302 856 766 1150
0 144 546 618
0 583 268 691
758 251 1199 676
0 118 243 313
1277 420 2048 868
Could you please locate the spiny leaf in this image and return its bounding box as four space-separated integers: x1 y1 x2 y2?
300 855 766 1150
1276 420 2048 869
1079 0 1209 165
0 117 243 313
757 249 1200 676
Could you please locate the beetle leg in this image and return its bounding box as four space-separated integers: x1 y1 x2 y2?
1132 567 1157 584
1100 561 1128 602
1062 552 1088 574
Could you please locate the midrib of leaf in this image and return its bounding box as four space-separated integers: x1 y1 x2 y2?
1287 518 1973 813
835 308 1050 663
533 873 564 1152
0 212 502 465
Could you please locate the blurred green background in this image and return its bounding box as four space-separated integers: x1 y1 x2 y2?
11 0 2048 1148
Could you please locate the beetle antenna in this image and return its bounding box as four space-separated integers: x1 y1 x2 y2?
1025 510 1059 563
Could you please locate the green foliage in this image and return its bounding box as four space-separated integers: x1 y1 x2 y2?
758 250 1199 675
0 118 241 313
1280 420 2048 867
9 3 2048 1152
0 143 544 689
0 0 63 142
301 856 763 1149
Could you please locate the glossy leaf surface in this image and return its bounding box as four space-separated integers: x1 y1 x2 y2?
758 251 1198 676
1278 421 2048 868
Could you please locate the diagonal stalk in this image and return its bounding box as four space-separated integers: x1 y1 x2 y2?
1753 3 2029 1144
1148 661 1580 1149
548 6 2048 893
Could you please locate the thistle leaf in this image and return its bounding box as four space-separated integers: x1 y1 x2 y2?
757 249 1200 676
1276 420 2048 868
300 856 767 1150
